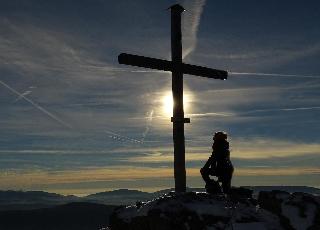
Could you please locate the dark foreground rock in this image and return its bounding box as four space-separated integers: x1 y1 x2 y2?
259 190 320 230
110 189 320 230
0 202 116 230
110 191 279 230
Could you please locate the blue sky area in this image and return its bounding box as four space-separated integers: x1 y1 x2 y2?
0 0 319 195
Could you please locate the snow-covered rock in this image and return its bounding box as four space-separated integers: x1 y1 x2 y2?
110 189 320 230
259 190 320 230
110 190 283 230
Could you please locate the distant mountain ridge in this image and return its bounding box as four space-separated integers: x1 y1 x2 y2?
86 188 152 198
0 190 77 201
85 189 155 206
0 190 80 210
1 186 319 211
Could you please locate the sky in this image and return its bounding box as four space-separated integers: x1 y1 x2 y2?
0 0 320 195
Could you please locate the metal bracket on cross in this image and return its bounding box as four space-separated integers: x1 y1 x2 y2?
171 117 191 123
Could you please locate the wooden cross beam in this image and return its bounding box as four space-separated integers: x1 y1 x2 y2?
118 4 228 193
118 54 227 80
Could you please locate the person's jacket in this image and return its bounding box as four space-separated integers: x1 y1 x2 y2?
204 140 234 177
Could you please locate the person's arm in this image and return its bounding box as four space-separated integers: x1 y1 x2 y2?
202 153 216 170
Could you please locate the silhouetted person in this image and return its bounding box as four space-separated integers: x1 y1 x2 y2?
200 131 234 194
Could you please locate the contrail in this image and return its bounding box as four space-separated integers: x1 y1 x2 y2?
112 70 320 79
230 72 320 78
189 112 235 117
141 110 154 142
182 0 207 59
14 90 32 102
14 86 37 102
89 67 320 79
0 80 72 129
189 106 320 118
105 130 142 144
242 106 320 114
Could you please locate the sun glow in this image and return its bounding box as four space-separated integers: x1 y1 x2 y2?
162 92 192 117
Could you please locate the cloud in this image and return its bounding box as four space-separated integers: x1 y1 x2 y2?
0 166 174 188
117 138 320 165
0 16 170 142
0 0 319 194
0 19 117 82
192 29 320 72
230 139 320 159
234 167 320 176
182 0 206 58
1 165 319 193
141 110 154 142
199 42 320 62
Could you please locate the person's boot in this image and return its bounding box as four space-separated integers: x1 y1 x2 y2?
205 179 222 194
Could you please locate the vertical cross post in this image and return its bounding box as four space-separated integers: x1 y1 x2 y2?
170 4 187 193
117 4 227 193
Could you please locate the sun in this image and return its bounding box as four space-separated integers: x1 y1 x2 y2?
163 94 174 116
162 92 192 117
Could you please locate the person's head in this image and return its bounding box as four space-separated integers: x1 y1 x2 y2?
213 131 228 142
212 131 229 152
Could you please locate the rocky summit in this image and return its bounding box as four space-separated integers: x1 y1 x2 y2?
110 189 320 230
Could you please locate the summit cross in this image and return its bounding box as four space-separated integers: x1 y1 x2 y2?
118 4 228 193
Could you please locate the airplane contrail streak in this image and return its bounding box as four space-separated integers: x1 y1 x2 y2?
127 70 320 79
105 130 142 144
189 112 234 117
14 90 32 102
230 72 320 78
242 107 320 114
0 80 72 129
105 68 320 79
189 106 320 118
130 70 165 73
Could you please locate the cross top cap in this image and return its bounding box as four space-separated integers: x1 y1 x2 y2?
168 4 185 13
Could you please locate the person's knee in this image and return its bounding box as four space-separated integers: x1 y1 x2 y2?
200 167 209 176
